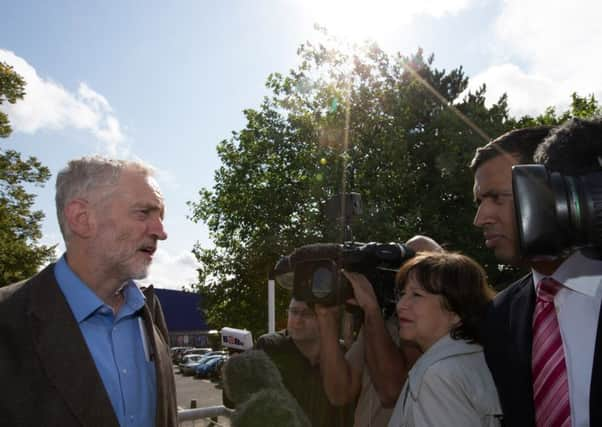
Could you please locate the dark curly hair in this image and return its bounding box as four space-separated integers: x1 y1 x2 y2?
535 116 602 175
395 252 495 345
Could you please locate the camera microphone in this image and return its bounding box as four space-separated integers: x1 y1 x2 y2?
222 350 311 427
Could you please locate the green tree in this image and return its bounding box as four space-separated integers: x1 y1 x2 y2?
0 61 55 287
516 92 601 127
0 62 26 138
190 39 521 335
191 38 601 335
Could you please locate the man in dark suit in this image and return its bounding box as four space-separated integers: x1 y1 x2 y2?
471 120 602 427
0 156 177 426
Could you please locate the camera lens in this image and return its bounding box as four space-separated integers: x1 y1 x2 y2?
312 266 335 299
513 165 602 256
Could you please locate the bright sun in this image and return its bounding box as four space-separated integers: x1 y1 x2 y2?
302 0 415 43
302 0 466 44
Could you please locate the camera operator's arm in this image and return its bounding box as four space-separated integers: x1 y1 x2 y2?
342 270 421 407
314 305 362 406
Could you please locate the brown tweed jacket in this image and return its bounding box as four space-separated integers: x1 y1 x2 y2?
0 264 177 427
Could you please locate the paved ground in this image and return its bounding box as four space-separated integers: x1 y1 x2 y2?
175 368 231 427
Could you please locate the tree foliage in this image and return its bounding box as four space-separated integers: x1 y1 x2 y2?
516 92 601 127
0 62 55 287
0 62 26 139
190 39 600 336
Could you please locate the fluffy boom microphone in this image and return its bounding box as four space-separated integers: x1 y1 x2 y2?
222 350 311 427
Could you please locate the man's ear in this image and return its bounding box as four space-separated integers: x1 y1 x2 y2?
64 199 95 238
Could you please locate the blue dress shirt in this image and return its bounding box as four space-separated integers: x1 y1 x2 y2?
55 255 157 427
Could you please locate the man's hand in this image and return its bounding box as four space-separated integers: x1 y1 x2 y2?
342 270 379 314
314 304 343 347
314 304 340 322
314 303 361 406
405 235 443 253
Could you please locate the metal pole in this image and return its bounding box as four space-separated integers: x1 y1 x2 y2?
268 278 275 333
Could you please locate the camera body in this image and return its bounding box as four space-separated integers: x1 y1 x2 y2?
274 241 414 313
512 164 602 258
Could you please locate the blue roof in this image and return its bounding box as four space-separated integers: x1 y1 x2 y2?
153 288 209 332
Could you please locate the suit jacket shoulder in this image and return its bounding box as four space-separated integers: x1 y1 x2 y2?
490 273 533 311
255 330 295 356
0 264 119 426
481 273 536 427
0 267 178 427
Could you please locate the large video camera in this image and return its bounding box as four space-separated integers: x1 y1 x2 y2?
512 164 602 258
273 193 414 312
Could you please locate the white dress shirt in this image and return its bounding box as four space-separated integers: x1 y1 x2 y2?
532 250 602 427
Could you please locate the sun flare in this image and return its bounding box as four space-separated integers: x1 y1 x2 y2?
301 0 468 44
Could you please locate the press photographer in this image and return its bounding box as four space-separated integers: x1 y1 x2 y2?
273 193 442 426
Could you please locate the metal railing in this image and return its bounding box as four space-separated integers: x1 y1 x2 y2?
177 402 233 427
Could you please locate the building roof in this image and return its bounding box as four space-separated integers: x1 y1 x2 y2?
153 288 209 332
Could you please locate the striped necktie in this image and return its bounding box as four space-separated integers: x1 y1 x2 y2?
532 277 571 427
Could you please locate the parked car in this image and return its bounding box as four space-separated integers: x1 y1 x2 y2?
177 347 213 364
178 354 206 376
172 346 212 365
198 350 228 359
194 354 228 379
170 346 191 364
208 356 229 383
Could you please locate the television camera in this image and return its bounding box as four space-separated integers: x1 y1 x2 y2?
273 193 414 314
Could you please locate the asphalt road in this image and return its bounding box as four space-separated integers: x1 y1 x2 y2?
175 368 231 427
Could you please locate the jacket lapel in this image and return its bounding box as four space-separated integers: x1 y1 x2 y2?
509 275 535 371
28 265 118 426
141 285 177 427
508 274 536 420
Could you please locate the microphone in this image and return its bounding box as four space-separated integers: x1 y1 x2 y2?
222 350 310 427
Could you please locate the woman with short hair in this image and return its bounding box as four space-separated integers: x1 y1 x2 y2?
388 252 502 427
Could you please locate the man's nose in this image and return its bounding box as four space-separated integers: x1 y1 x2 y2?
473 204 490 228
150 216 168 240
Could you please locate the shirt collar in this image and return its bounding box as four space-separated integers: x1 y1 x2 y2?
407 334 482 399
532 250 602 297
54 254 146 322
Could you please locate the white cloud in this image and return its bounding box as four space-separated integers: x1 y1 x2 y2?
462 64 566 117
0 49 126 155
465 0 602 117
411 0 472 18
141 248 201 291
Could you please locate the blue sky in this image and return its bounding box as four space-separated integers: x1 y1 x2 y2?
1 0 601 290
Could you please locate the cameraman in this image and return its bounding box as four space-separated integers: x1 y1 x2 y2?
315 236 442 427
255 298 353 427
473 119 602 427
